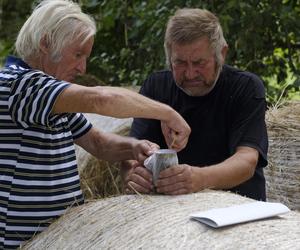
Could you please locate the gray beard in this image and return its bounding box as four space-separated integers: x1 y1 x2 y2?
176 64 222 97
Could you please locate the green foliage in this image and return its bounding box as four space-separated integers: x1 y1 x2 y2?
82 0 299 104
0 0 299 104
0 0 36 63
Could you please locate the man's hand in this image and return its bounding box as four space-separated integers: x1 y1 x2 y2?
156 146 259 195
123 161 153 194
156 164 204 195
131 140 159 163
160 110 191 152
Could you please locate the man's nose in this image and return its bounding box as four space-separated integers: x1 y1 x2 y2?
184 64 199 80
76 59 86 74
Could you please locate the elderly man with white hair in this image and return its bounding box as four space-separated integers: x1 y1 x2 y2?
0 0 191 248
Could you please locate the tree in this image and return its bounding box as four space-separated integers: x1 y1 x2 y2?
84 0 300 103
1 0 299 104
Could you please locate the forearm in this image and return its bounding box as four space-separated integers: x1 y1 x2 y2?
76 128 136 162
92 133 138 162
53 84 174 121
194 147 258 190
55 84 190 152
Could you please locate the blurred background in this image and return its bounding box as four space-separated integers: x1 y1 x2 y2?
1 0 299 105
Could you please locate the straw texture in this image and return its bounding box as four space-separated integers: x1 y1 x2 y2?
21 190 300 250
76 113 132 199
264 101 300 210
77 102 300 209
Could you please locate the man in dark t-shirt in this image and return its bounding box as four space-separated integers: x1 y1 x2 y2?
122 8 268 201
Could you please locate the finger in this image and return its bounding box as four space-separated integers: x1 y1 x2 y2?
160 123 173 147
126 167 153 190
131 160 143 168
149 142 160 151
156 181 186 194
127 181 152 194
135 141 159 163
158 165 184 178
136 153 148 164
130 172 153 190
156 172 187 188
142 140 159 155
156 175 183 187
125 188 134 194
166 188 189 195
134 166 153 180
170 135 189 152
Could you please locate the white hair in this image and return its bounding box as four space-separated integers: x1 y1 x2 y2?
15 0 96 62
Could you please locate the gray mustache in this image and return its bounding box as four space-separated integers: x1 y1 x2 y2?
183 77 205 83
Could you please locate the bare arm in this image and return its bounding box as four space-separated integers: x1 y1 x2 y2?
156 146 258 194
194 146 258 190
75 127 159 163
53 84 190 151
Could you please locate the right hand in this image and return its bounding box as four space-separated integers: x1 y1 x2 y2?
124 161 153 194
131 139 159 163
161 109 191 152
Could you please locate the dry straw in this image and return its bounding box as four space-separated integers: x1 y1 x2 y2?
21 190 300 250
78 101 300 211
76 113 132 199
20 100 300 249
264 101 300 211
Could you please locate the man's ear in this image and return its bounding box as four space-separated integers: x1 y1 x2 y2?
221 45 228 64
39 36 50 54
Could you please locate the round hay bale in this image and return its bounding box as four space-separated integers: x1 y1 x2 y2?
76 113 133 199
21 190 300 250
265 101 300 210
77 100 300 208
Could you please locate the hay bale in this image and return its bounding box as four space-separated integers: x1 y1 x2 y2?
78 101 300 209
265 101 300 210
76 113 133 199
21 190 300 250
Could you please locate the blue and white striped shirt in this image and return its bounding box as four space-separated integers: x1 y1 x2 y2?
0 56 92 249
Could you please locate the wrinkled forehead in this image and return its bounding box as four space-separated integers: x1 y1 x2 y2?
62 35 94 54
170 38 215 60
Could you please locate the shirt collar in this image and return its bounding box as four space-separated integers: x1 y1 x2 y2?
4 55 32 69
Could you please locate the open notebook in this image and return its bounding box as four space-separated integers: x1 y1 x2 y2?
189 201 290 228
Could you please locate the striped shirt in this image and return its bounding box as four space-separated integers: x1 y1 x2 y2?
0 56 92 249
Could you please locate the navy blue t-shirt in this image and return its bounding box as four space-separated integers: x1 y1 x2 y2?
130 65 268 201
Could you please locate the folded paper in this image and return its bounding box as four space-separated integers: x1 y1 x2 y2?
189 201 290 228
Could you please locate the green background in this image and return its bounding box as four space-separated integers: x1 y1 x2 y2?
1 0 299 104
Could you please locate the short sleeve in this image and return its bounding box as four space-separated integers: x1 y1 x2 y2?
228 75 268 167
67 113 92 140
8 70 70 128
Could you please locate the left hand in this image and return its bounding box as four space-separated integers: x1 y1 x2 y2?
156 164 203 195
132 139 159 163
124 162 153 194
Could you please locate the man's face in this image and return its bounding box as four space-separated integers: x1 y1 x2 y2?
170 37 223 96
42 36 94 82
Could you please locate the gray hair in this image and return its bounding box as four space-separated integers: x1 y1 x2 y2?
164 8 227 68
15 0 96 62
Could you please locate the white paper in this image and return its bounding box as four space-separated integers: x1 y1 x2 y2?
189 201 290 228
